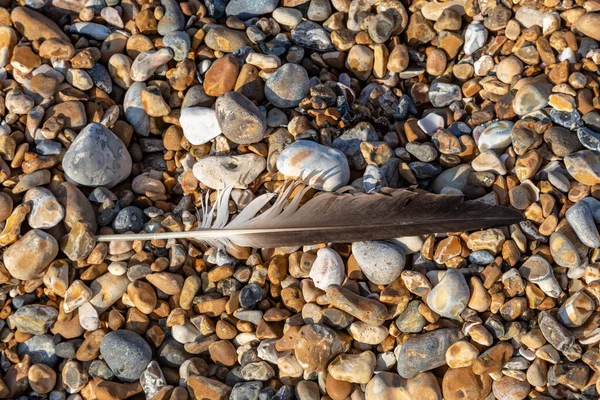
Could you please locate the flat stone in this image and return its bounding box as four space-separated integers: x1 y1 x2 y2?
63 123 132 188
180 107 221 145
193 154 266 189
396 328 464 379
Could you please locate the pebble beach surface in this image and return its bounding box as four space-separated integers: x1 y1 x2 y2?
0 0 599 399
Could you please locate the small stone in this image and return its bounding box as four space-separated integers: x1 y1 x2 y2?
395 300 427 333
477 120 514 152
396 328 464 379
216 91 267 144
4 229 58 280
574 12 600 41
426 269 470 318
496 56 523 84
557 291 594 327
28 363 56 394
188 375 231 400
428 81 461 107
291 21 335 51
100 330 152 382
464 23 488 55
445 341 479 368
205 26 251 53
328 351 376 384
62 123 131 188
225 0 278 19
565 150 600 185
294 324 343 373
277 140 350 191
24 187 64 229
519 255 562 298
265 63 310 108
204 54 240 97
352 241 405 285
492 376 530 400
309 248 345 290
180 107 221 145
193 154 266 189
513 80 552 116
327 285 388 326
566 200 600 248
442 367 492 400
12 305 57 335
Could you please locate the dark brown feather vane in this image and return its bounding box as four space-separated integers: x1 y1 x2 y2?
96 187 524 248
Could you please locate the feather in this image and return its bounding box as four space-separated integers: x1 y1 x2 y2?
96 185 524 249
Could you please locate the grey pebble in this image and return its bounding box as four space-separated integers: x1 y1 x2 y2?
62 123 132 188
291 21 335 52
100 330 152 382
18 335 59 367
112 205 145 233
163 31 191 62
157 0 185 35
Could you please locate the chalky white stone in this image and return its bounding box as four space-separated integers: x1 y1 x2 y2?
193 154 266 189
309 248 346 291
426 269 470 318
277 140 350 191
464 23 488 56
180 107 221 145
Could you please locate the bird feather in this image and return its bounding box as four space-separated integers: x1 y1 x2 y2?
96 185 524 248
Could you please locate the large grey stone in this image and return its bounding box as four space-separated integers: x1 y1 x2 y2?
62 123 132 188
100 330 152 382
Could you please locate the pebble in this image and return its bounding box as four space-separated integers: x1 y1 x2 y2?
428 81 461 107
226 0 278 19
28 363 56 394
513 80 551 115
397 328 464 379
464 23 488 56
277 140 350 191
180 107 221 145
566 200 600 248
352 241 405 285
216 92 267 144
426 269 470 318
328 351 376 384
564 150 600 185
265 63 310 108
24 187 64 229
63 123 131 188
442 367 492 400
309 248 345 290
100 330 152 382
12 305 57 335
477 120 514 152
4 229 58 280
291 21 335 52
193 154 266 189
